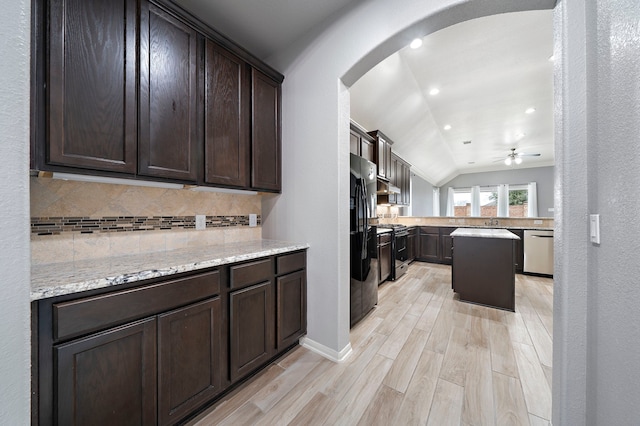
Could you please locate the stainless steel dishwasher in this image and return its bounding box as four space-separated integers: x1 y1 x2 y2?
523 230 554 275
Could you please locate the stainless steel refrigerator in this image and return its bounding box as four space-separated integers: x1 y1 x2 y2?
350 153 378 327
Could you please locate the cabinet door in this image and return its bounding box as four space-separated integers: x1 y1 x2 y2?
441 234 454 264
350 131 360 156
383 141 392 180
204 41 250 187
379 242 392 282
158 298 222 425
229 281 274 381
55 318 157 426
47 0 137 173
403 164 411 205
419 228 440 262
361 138 374 162
407 234 416 262
376 137 386 178
251 69 281 192
139 3 199 181
276 270 307 350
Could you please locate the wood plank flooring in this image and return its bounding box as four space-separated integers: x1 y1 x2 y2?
188 262 553 426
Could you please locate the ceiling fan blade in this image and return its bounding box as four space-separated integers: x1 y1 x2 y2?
517 152 541 157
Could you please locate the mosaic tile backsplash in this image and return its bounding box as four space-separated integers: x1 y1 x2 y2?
30 177 264 264
31 215 260 235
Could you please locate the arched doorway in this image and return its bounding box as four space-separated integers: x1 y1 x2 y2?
262 0 587 423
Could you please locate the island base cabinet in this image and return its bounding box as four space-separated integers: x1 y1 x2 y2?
452 237 515 311
55 318 158 426
158 298 222 426
229 281 274 382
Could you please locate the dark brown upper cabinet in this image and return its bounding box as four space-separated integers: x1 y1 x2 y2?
204 41 250 188
349 122 375 163
46 0 138 174
34 0 283 192
368 130 393 181
138 3 199 182
251 69 282 192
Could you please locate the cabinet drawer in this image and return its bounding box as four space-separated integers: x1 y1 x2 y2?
378 233 392 244
420 226 439 235
276 251 306 276
230 259 273 289
53 270 220 342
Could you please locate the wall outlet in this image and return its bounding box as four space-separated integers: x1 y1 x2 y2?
249 214 257 227
534 219 543 225
195 215 206 230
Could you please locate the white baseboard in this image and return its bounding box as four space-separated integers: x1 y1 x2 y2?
299 336 353 363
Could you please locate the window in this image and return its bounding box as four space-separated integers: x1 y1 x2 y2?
453 189 470 216
508 184 528 218
480 186 498 217
449 183 532 217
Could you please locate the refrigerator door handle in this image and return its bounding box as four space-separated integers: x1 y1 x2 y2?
361 180 368 260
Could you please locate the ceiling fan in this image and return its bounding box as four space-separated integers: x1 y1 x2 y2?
495 148 541 166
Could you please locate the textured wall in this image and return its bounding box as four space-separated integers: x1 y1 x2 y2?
439 166 555 217
589 0 640 423
0 0 31 423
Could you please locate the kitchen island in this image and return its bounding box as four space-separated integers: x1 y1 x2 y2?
451 228 520 311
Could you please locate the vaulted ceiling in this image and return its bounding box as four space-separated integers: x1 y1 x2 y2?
350 10 554 186
172 1 554 187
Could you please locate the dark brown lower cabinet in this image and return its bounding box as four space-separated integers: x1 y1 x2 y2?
158 298 222 425
55 318 157 426
229 281 274 382
407 227 417 262
418 227 440 262
34 250 307 425
440 228 454 264
379 233 392 283
276 270 306 350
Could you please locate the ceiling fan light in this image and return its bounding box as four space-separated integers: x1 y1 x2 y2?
505 157 512 166
515 157 523 165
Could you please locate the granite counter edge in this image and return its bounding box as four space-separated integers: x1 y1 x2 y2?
31 242 310 301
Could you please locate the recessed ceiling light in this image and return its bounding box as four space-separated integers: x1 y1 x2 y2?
444 124 452 131
410 38 423 49
525 107 536 114
429 88 440 96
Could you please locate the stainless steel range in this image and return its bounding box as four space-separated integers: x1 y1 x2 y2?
378 224 409 280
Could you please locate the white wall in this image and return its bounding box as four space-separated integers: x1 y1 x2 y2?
583 0 640 423
439 166 555 216
411 174 435 216
0 0 31 423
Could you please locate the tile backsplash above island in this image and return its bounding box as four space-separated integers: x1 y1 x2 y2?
30 177 262 264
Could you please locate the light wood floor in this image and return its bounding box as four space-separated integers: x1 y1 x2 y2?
188 262 553 426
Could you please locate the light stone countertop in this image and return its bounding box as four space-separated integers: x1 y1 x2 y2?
31 239 309 301
450 228 520 240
